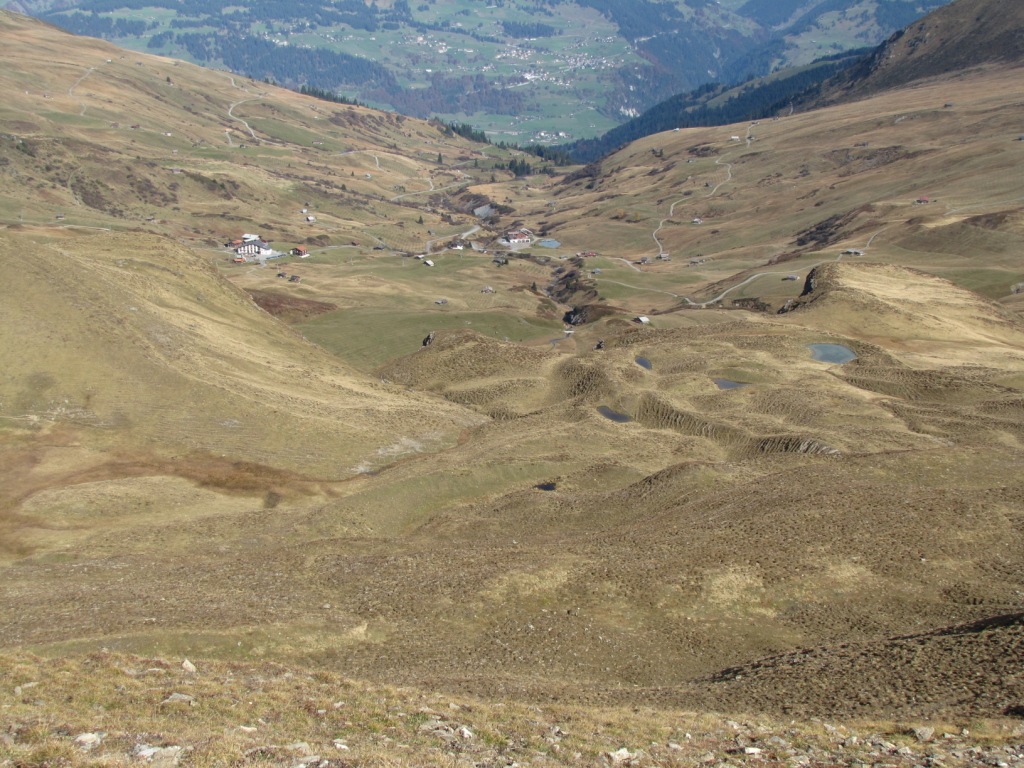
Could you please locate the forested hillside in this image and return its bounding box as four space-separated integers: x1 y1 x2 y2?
567 50 866 162
3 0 952 143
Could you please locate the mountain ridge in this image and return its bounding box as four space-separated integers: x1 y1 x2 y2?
569 0 1024 162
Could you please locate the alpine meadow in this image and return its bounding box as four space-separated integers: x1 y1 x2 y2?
1 1 1024 766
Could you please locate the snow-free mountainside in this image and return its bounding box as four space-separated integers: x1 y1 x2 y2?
1 0 956 141
1 2 1023 765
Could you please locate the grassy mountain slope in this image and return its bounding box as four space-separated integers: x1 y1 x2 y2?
0 10 499 561
539 64 1024 318
0 228 481 482
0 10 509 247
571 0 1022 164
822 0 1024 102
567 50 867 162
1 10 1024 763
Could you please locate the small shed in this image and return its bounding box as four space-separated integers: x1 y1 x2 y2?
423 259 435 267
634 316 651 325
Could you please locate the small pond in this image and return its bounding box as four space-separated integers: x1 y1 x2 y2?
534 481 557 491
635 356 653 370
808 343 857 364
713 378 748 390
597 406 632 423
537 239 561 248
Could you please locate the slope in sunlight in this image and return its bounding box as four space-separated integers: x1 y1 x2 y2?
0 5 1023 750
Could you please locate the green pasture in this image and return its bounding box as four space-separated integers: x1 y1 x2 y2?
243 117 333 148
300 307 560 372
278 248 562 371
325 458 580 534
936 268 1024 299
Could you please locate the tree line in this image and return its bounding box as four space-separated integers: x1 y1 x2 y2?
566 52 866 163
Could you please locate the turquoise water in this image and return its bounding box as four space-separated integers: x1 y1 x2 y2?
538 239 561 248
808 343 857 364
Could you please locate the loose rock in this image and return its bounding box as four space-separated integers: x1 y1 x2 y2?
74 732 104 750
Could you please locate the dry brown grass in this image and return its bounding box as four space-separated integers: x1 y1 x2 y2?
3 651 1021 767
1 9 1024 737
521 65 1024 317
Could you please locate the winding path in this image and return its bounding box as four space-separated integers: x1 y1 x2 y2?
651 151 735 257
390 172 434 201
695 222 894 306
68 67 94 97
339 149 382 169
227 98 259 141
218 75 290 147
600 279 685 300
623 120 904 308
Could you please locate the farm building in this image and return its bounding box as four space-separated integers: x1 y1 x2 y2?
505 231 531 245
235 239 272 257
